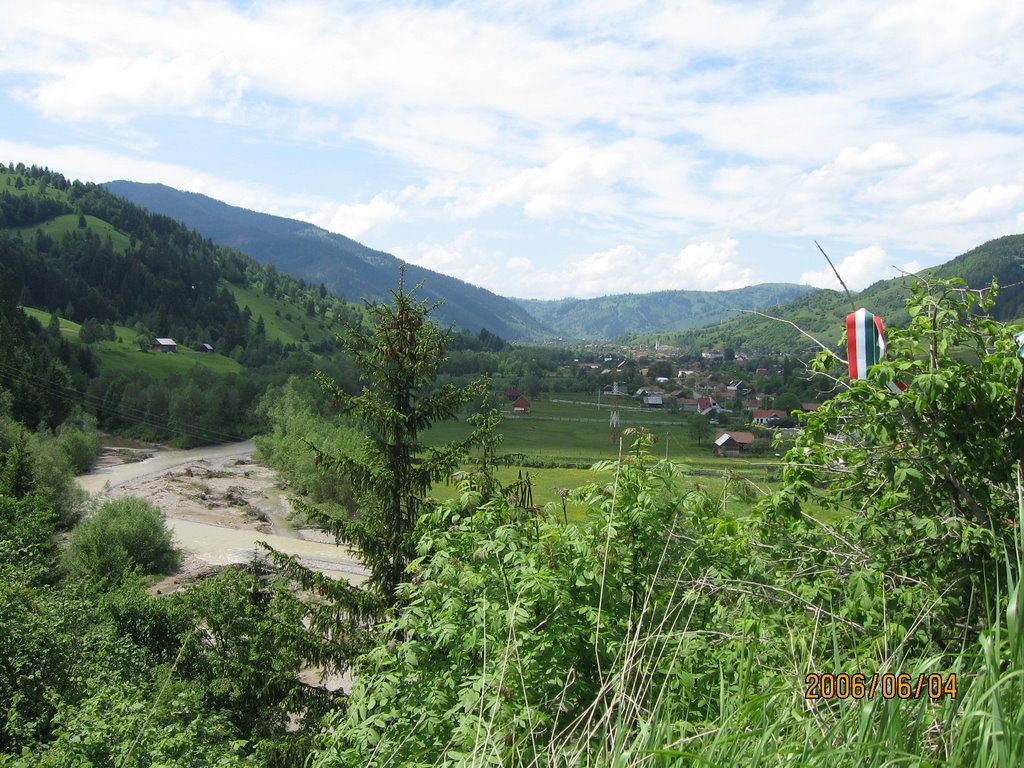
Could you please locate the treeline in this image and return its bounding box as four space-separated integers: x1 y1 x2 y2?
0 398 96 527
0 283 97 429
0 162 365 444
255 377 361 512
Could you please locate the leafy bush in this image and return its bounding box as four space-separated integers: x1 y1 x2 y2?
0 495 58 581
309 280 1024 767
66 497 179 584
313 431 735 765
55 410 101 474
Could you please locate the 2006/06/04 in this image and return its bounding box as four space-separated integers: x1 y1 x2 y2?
805 672 957 701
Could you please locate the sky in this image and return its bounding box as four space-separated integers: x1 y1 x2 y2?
1 1 1022 300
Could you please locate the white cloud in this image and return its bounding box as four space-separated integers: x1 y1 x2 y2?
390 232 504 290
507 256 533 271
833 143 910 174
518 239 757 299
800 245 901 291
562 245 644 296
296 195 405 239
462 144 630 219
1 1 1023 298
906 185 1023 225
668 239 753 291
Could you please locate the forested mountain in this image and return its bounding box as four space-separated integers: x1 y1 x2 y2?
0 162 360 444
104 181 545 340
0 280 91 430
514 283 814 339
103 181 821 341
670 234 1024 354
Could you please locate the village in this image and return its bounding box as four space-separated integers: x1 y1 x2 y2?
494 338 827 463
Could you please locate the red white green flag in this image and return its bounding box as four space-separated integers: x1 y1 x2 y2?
846 308 887 380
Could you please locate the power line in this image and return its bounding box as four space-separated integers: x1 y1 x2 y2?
0 360 250 444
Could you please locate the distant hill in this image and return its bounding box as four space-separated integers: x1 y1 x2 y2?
103 181 545 340
671 235 1024 354
0 162 367 443
514 284 814 339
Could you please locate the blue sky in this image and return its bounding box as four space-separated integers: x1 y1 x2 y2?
1 1 1022 300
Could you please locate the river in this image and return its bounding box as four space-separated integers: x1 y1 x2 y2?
76 439 368 584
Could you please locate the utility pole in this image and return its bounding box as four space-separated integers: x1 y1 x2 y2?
609 381 621 443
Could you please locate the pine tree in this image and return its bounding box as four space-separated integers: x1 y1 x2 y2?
265 268 495 676
0 429 34 499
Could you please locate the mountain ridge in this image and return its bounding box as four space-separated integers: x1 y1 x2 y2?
104 181 818 342
513 283 814 339
667 234 1024 354
103 181 545 340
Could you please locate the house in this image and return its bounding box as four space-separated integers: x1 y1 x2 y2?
755 367 769 376
511 396 531 414
197 343 214 353
152 338 177 353
752 409 788 425
641 394 664 408
801 402 821 412
505 388 525 401
679 398 700 412
696 397 721 416
702 349 725 361
635 385 665 397
713 430 756 457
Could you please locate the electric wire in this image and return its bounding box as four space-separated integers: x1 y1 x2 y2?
0 358 250 445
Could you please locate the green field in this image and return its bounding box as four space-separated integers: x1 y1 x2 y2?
16 214 132 253
422 395 786 519
20 307 243 376
429 396 775 468
223 282 345 347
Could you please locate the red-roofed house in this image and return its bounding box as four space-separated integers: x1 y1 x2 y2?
512 396 531 414
752 409 788 425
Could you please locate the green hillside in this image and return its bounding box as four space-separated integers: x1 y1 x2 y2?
20 308 243 376
515 283 814 339
671 235 1024 353
103 180 545 340
0 162 358 444
14 213 132 251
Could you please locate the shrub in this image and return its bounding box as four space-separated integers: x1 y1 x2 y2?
66 497 179 584
55 414 100 474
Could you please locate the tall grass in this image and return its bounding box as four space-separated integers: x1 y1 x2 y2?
314 464 1024 768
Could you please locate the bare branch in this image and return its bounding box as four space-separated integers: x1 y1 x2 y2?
731 308 847 364
816 240 857 312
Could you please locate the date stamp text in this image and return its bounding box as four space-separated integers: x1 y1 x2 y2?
805 672 957 701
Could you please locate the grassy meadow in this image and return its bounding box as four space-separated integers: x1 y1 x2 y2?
425 395 782 517
20 307 243 376
223 282 346 347
15 213 133 252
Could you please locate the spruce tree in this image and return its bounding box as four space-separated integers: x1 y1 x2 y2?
264 268 494 676
0 429 34 499
309 269 490 599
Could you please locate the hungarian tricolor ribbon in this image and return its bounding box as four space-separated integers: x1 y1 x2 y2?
847 308 906 391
